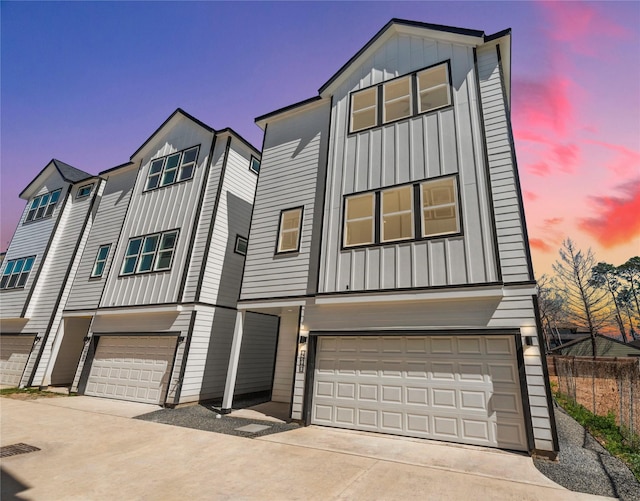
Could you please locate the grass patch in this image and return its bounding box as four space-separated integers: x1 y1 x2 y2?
555 391 640 481
0 387 68 399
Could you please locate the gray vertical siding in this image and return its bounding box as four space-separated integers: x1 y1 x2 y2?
100 116 214 307
66 167 138 311
319 34 499 294
199 141 257 307
476 45 531 282
240 102 331 300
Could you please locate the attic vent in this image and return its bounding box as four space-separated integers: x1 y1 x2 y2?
0 443 41 458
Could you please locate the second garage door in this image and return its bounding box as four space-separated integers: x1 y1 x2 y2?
0 335 35 387
85 336 177 404
311 335 528 451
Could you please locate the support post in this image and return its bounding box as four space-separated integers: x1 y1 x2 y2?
221 310 245 413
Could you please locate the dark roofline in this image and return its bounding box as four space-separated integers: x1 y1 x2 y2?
318 18 485 94
549 333 640 353
19 159 94 198
484 28 512 42
130 108 215 160
99 161 136 176
254 96 323 124
216 127 261 155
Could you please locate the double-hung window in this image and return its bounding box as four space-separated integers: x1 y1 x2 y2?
91 245 111 278
276 207 303 254
343 175 460 248
350 61 451 133
121 230 179 275
145 146 199 191
25 189 62 222
1 256 36 289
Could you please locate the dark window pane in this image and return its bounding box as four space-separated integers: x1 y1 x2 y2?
126 239 142 256
23 257 35 272
4 261 15 275
122 257 137 274
146 175 160 190
8 274 18 288
165 154 180 170
178 165 194 181
159 233 176 250
97 246 110 260
155 251 172 270
182 148 198 164
161 170 177 186
49 190 61 204
17 273 29 287
143 236 159 253
0 276 9 288
138 254 154 272
149 159 164 174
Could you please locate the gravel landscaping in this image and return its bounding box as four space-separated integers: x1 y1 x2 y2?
135 399 300 439
534 407 640 500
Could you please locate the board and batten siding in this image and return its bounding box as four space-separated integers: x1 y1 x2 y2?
319 34 498 294
30 180 104 386
240 103 331 301
100 117 214 308
66 167 138 311
198 142 257 307
0 173 68 320
476 44 532 283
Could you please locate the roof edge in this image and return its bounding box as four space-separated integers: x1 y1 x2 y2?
255 96 323 126
216 127 261 155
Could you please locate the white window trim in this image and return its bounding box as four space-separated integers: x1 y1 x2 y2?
276 207 303 254
144 146 200 192
420 178 460 238
380 186 414 243
25 189 62 223
90 244 111 278
350 87 379 133
0 256 36 290
234 235 248 256
249 156 260 175
343 193 375 248
120 229 179 276
382 76 412 124
76 183 94 199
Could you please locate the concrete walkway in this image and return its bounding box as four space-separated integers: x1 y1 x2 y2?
1 398 611 500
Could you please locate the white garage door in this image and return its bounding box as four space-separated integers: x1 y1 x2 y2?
0 335 35 387
312 335 527 451
86 336 176 404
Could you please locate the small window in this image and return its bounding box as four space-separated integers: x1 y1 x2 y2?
381 186 414 242
277 208 303 253
120 230 179 276
383 76 412 124
91 245 111 278
144 146 199 191
235 235 248 256
350 87 378 133
421 177 459 237
344 193 375 247
25 189 62 222
249 157 260 175
417 64 451 114
77 183 94 199
1 256 35 289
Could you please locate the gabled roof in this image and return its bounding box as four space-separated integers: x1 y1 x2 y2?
550 333 640 357
19 159 94 198
130 108 215 161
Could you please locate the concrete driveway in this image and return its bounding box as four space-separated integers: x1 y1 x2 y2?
1 397 611 500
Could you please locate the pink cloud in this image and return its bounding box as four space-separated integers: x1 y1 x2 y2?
523 191 538 202
528 162 551 177
530 238 553 253
514 130 548 144
585 139 640 176
553 143 579 173
513 76 573 138
578 179 640 248
544 217 563 226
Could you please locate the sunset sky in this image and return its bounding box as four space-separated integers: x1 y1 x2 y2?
2 1 638 278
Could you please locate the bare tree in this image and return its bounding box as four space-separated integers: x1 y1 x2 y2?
537 274 566 350
590 262 628 342
552 239 610 357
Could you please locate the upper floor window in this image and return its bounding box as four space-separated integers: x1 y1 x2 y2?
343 175 460 249
144 146 199 191
121 229 179 275
25 189 62 223
91 244 111 278
76 183 94 199
276 207 303 254
234 235 248 256
349 61 451 134
1 256 36 289
249 156 261 175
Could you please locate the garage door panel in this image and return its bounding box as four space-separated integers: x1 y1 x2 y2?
85 336 176 405
0 335 35 387
312 335 527 451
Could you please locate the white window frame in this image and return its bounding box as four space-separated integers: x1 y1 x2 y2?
380 185 414 243
276 207 303 254
25 189 62 223
249 156 260 175
234 235 248 256
91 244 111 278
76 183 94 199
144 145 200 191
343 193 375 248
0 256 36 289
382 75 412 124
420 177 460 238
120 229 179 276
350 86 378 133
417 64 451 114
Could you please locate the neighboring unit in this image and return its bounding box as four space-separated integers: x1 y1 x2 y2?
1 109 279 406
223 19 558 457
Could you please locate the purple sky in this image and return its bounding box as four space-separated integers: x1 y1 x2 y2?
2 1 639 277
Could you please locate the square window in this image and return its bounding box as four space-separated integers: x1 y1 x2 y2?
417 64 451 113
249 157 260 174
383 76 412 123
277 208 303 253
235 235 248 256
350 87 378 133
381 186 414 242
421 177 459 237
344 193 375 247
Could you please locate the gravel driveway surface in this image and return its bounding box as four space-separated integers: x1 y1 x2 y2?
534 407 640 500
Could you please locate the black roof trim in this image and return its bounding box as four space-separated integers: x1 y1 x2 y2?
19 159 94 198
99 161 135 176
318 18 485 94
484 28 512 42
549 333 640 353
255 96 323 124
130 108 215 160
216 127 261 155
